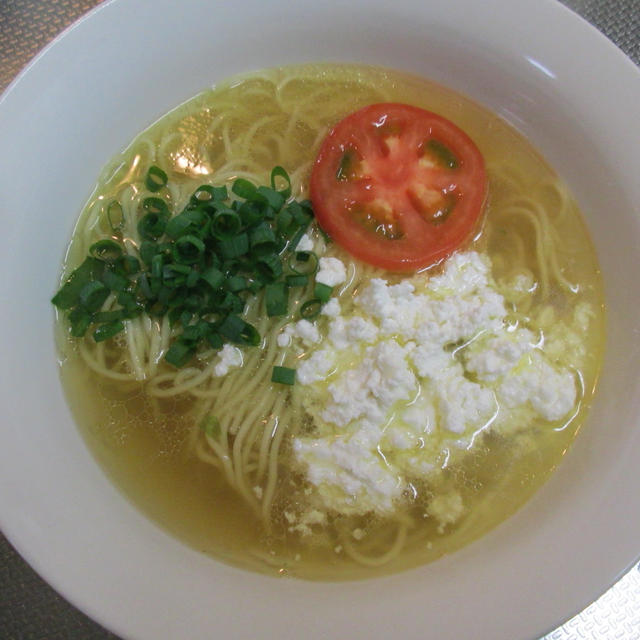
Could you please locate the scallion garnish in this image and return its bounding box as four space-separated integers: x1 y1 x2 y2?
314 282 333 303
270 165 292 200
211 208 242 239
106 201 124 232
138 207 169 240
93 319 125 342
200 415 221 439
265 282 289 317
90 239 123 262
79 280 109 312
52 166 340 370
218 233 249 260
165 340 196 367
285 274 309 288
145 165 169 192
289 251 318 275
300 299 322 320
271 365 296 385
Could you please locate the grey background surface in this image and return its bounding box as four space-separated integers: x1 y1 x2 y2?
1 1 638 638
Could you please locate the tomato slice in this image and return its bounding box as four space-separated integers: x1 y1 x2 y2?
310 103 487 272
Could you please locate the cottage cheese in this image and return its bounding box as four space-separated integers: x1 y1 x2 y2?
295 231 315 252
213 344 243 377
286 251 579 524
316 257 348 287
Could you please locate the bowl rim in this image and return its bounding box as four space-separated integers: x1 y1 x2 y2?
1 1 639 639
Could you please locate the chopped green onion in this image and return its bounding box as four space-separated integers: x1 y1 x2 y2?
51 257 103 309
270 166 292 200
217 314 260 346
191 184 227 204
184 292 204 310
165 340 195 367
145 165 168 192
53 166 320 368
165 208 206 239
255 254 282 281
102 269 129 292
200 415 221 439
79 281 109 312
181 322 207 342
218 233 249 259
139 241 158 266
93 309 125 323
276 207 293 234
206 331 223 349
247 276 266 294
300 298 322 320
289 200 314 226
214 290 244 313
232 178 257 200
314 282 333 302
225 275 248 293
162 263 191 288
142 197 169 215
211 208 242 239
271 365 295 385
151 253 164 280
256 185 285 211
265 281 288 317
249 222 277 254
68 308 92 337
117 255 140 275
288 251 318 275
285 274 309 288
186 269 200 288
138 208 169 240
106 201 124 232
238 201 263 228
178 309 192 327
93 320 125 342
137 273 153 298
200 266 224 290
172 234 205 264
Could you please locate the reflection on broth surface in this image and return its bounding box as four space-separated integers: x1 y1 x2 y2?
55 64 604 579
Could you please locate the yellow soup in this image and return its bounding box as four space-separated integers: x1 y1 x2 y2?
55 64 605 580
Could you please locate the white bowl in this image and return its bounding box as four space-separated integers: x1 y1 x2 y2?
1 0 639 638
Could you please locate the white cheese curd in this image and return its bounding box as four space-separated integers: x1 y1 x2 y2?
291 319 321 346
276 319 321 349
427 490 466 532
213 344 243 377
295 231 315 252
276 329 292 348
296 348 336 385
433 364 497 434
464 329 536 382
320 297 341 317
292 419 403 515
497 351 577 421
316 257 347 287
326 315 380 350
321 340 417 427
291 250 579 522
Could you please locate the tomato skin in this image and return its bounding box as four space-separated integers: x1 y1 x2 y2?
310 103 487 272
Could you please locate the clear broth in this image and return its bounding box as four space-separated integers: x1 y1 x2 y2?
57 64 605 580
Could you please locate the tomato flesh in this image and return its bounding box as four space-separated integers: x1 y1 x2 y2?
310 103 487 272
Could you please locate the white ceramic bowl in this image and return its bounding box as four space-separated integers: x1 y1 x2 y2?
1 1 639 638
